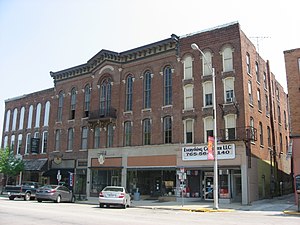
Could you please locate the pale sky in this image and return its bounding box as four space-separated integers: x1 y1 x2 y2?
0 0 299 142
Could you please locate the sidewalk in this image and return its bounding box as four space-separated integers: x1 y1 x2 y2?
78 193 300 214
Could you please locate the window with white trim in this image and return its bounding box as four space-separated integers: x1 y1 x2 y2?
17 134 22 155
222 47 233 72
246 53 251 74
225 114 236 140
184 56 193 80
12 108 18 131
223 77 235 103
35 103 41 128
67 128 74 151
248 80 253 104
94 126 101 148
19 107 25 130
70 88 76 120
27 105 33 128
25 133 31 154
204 117 213 142
44 101 50 126
203 82 213 107
41 131 48 153
185 119 194 144
5 110 11 132
184 85 193 110
10 135 15 152
203 51 212 76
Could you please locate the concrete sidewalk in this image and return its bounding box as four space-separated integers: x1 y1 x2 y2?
77 193 299 214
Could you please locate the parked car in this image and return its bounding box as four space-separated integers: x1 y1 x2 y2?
36 185 75 203
5 181 40 201
99 186 131 208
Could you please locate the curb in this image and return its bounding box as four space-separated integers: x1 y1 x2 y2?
181 208 235 213
283 210 300 216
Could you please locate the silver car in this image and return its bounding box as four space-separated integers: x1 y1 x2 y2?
99 186 131 208
36 185 75 203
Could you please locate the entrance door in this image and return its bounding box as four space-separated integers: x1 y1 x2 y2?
232 175 242 202
204 176 214 200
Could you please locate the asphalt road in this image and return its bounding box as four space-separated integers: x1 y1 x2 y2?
0 198 299 225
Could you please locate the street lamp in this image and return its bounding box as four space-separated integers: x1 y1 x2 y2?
191 43 219 209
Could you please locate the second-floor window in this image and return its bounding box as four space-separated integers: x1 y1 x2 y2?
224 78 234 103
259 122 263 146
124 121 132 146
94 126 101 149
143 119 151 145
84 85 91 117
203 82 213 107
55 129 61 151
163 116 172 144
67 128 74 151
25 133 31 154
41 131 48 153
107 123 114 147
100 78 112 116
81 126 88 149
185 119 193 144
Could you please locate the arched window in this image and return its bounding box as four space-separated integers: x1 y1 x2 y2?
203 82 213 107
19 107 25 130
203 51 212 76
163 116 172 144
4 136 8 149
184 85 193 110
11 135 15 152
107 123 114 147
204 117 213 142
27 105 33 128
222 47 233 72
125 75 133 111
57 92 64 122
84 84 91 117
17 134 22 155
143 119 151 145
100 78 112 116
70 88 76 120
35 103 41 128
143 71 152 109
55 129 61 151
124 121 132 146
81 126 88 149
94 126 101 148
25 133 31 154
12 108 18 131
41 131 48 153
67 128 74 151
44 101 50 126
163 66 172 106
5 110 11 132
184 56 193 80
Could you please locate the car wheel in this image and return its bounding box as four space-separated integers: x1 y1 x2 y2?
9 196 15 200
99 203 104 208
37 199 42 202
55 195 61 203
24 193 31 201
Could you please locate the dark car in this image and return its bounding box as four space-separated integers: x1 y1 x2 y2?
5 181 40 201
36 185 75 203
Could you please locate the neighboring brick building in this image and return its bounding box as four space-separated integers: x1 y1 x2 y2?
284 48 300 203
2 22 292 204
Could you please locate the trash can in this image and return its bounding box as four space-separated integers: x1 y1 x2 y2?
134 192 140 201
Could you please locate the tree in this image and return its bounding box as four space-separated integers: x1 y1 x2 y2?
0 147 24 185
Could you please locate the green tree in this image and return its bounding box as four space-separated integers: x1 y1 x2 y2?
0 148 24 185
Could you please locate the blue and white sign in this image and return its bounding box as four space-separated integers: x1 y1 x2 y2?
182 144 235 161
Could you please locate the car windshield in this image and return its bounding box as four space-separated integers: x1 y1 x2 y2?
103 187 123 192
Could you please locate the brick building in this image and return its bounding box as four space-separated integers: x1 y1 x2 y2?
284 48 300 203
2 22 292 204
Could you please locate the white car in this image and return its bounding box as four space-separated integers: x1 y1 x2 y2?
99 186 131 208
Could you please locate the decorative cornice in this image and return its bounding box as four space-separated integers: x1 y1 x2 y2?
50 37 178 83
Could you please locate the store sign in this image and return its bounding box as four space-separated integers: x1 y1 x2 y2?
182 144 235 161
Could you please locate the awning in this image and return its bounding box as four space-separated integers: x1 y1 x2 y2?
43 168 74 177
23 159 48 171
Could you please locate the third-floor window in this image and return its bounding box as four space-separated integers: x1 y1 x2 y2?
163 66 172 106
125 75 133 111
143 71 152 109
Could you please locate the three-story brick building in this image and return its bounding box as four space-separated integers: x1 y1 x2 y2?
2 22 292 204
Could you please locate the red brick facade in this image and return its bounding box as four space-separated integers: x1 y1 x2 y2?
2 22 292 203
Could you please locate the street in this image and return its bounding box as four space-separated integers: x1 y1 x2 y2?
0 198 299 225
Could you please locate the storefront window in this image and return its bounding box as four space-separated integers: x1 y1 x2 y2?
219 171 230 199
90 169 121 197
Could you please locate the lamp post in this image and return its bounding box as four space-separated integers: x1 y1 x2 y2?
191 43 219 209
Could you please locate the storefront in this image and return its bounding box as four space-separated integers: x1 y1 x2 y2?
179 142 247 203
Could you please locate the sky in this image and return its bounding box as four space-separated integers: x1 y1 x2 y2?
0 0 299 141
